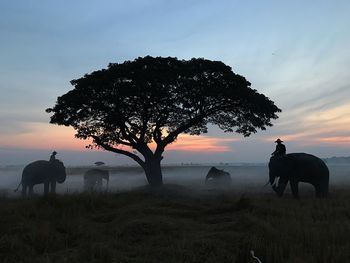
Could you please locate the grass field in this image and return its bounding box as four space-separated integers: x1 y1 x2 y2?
1 185 350 263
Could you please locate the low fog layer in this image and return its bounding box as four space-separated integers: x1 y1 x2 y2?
0 164 349 197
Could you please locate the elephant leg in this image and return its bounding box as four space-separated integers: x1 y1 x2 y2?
90 179 95 191
84 179 92 191
89 180 94 191
290 180 299 199
44 182 49 196
97 178 102 191
50 181 56 194
29 185 34 197
315 184 321 198
273 177 288 197
22 185 27 198
85 179 93 191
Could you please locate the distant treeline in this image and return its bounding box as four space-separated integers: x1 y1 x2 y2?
323 156 350 164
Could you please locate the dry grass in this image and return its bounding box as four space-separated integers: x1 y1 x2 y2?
0 185 350 263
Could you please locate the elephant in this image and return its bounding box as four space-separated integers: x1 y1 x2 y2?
15 160 66 197
268 153 329 198
205 166 232 185
84 169 109 191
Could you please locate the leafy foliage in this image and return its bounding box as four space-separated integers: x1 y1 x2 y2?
47 56 279 152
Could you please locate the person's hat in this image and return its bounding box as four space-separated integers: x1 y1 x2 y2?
275 138 283 143
52 151 57 155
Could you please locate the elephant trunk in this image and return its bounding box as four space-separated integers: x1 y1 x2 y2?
52 161 67 183
56 170 67 183
263 180 271 187
103 172 109 190
269 173 276 186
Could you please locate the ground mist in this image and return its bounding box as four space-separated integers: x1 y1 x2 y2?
0 185 350 263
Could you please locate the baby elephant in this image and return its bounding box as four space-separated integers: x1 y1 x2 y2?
84 169 109 191
205 166 232 186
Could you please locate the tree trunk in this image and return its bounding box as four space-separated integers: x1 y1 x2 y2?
143 157 163 187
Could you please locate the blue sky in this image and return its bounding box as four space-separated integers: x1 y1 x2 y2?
1 1 350 165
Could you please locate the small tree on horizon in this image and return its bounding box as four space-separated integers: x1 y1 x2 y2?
46 56 281 186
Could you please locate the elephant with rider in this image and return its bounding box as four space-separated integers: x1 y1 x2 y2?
269 153 329 198
15 160 67 197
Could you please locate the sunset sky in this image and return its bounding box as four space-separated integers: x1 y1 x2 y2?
1 1 350 165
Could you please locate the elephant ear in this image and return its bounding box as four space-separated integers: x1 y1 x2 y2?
50 159 61 167
270 156 284 169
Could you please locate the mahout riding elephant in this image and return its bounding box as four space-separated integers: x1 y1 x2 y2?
205 166 231 185
15 160 66 197
269 153 329 198
84 169 109 191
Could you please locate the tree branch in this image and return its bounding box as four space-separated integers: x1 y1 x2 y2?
160 114 205 148
119 123 138 147
153 122 162 144
109 130 133 147
125 120 142 143
92 135 145 167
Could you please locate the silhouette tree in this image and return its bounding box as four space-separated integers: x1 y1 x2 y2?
46 56 281 186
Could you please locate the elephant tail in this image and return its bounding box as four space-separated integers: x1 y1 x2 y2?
14 181 22 192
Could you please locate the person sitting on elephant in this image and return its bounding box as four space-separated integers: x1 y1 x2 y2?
272 138 286 156
49 151 57 162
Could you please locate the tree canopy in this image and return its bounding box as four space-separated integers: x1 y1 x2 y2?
46 56 281 186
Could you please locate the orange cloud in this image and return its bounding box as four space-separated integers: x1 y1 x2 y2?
265 103 350 146
1 122 237 153
167 134 237 152
317 136 350 146
265 133 350 148
305 104 350 123
0 122 90 151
